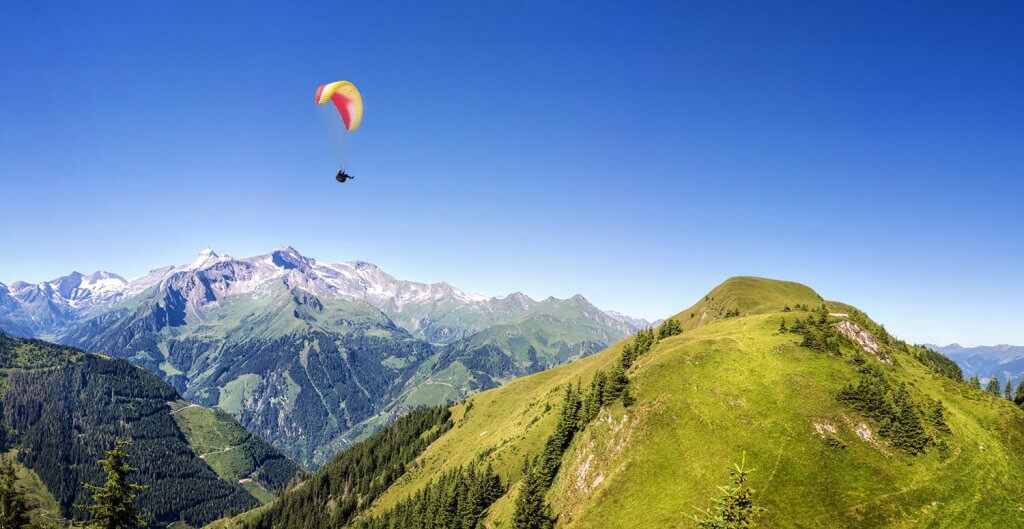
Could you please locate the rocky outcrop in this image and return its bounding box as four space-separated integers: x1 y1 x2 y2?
833 320 891 364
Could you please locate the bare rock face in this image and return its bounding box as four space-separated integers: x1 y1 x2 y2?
833 320 891 364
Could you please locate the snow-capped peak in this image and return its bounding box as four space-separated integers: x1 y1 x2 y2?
2 246 638 338
603 309 655 331
269 246 312 270
78 271 128 294
183 247 222 271
2 270 130 313
273 245 301 255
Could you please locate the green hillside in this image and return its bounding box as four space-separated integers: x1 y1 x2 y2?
213 277 1024 528
387 298 624 417
0 333 301 528
2 449 64 526
171 403 303 503
457 296 628 367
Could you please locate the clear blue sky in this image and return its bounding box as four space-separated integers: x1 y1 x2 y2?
1 2 1021 345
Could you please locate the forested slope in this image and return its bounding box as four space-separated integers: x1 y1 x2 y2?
0 333 299 527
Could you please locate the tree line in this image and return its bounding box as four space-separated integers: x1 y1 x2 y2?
967 373 1024 408
236 405 453 529
353 462 504 529
837 360 950 454
512 327 658 528
782 310 846 356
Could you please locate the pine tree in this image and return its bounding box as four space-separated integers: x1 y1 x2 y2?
927 400 951 434
692 453 763 529
1005 380 1014 400
581 371 607 425
480 463 504 506
635 328 656 356
536 386 581 485
0 457 31 529
985 377 1002 397
603 365 629 403
553 385 581 448
620 342 638 370
1015 380 1024 406
889 385 929 454
967 374 981 389
79 439 147 529
621 386 636 407
453 474 474 529
657 318 682 339
512 461 552 529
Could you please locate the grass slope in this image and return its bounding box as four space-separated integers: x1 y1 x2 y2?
171 403 302 504
3 450 64 526
348 277 1024 528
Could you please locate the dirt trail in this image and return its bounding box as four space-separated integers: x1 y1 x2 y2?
199 445 238 460
169 402 200 415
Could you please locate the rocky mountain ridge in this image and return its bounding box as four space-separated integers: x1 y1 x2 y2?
0 248 648 467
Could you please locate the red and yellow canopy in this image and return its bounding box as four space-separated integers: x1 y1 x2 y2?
315 81 363 131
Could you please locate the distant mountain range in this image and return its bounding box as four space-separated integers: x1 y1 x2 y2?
0 247 652 466
924 343 1024 384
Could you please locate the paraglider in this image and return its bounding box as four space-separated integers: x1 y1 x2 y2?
335 169 354 183
315 80 363 184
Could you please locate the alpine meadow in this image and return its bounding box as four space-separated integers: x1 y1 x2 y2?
208 278 1024 529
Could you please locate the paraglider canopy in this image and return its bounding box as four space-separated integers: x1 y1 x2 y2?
316 80 363 184
315 81 363 131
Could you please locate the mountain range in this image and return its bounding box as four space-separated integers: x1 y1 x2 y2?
0 247 650 466
924 343 1024 384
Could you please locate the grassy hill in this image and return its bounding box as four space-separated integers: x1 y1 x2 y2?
211 277 1024 528
171 403 302 504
